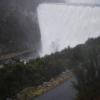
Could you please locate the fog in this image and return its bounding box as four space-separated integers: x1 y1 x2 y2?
0 0 64 59
0 0 100 59
38 1 100 56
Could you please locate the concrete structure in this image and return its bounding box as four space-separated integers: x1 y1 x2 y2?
0 0 65 59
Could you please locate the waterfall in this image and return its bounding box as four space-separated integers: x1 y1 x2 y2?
38 3 100 56
0 0 65 60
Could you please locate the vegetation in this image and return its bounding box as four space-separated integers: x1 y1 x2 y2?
71 38 100 100
0 36 100 100
0 57 65 99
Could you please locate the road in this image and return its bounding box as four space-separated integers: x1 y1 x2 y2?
46 3 100 8
0 49 35 61
35 79 76 100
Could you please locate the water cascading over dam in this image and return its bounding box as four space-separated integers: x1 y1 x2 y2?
0 0 65 60
38 1 100 56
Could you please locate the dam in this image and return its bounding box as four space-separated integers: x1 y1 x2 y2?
0 0 65 60
0 0 100 60
38 1 100 56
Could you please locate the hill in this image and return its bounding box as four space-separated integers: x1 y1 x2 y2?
0 36 100 100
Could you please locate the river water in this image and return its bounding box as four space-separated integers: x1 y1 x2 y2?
36 79 76 100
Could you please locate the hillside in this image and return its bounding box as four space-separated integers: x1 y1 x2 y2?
0 36 100 100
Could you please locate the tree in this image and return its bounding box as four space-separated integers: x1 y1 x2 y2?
73 50 100 100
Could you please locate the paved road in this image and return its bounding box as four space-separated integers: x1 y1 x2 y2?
36 79 76 100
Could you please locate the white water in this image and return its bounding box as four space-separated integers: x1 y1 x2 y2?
37 1 100 56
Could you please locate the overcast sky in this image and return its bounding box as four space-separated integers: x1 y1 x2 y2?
37 0 100 56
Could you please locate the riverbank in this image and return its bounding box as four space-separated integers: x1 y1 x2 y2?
16 70 73 100
34 70 73 96
36 78 76 100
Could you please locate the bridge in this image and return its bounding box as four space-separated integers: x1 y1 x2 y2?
45 2 100 8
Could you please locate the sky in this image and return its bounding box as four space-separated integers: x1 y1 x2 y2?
37 0 100 56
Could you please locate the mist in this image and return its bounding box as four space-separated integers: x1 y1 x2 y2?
0 0 100 59
0 0 65 59
38 1 100 56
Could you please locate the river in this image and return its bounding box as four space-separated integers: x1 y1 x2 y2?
35 78 76 100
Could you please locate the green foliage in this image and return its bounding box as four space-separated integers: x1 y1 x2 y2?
0 63 40 99
72 48 100 100
0 36 100 100
0 57 65 99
